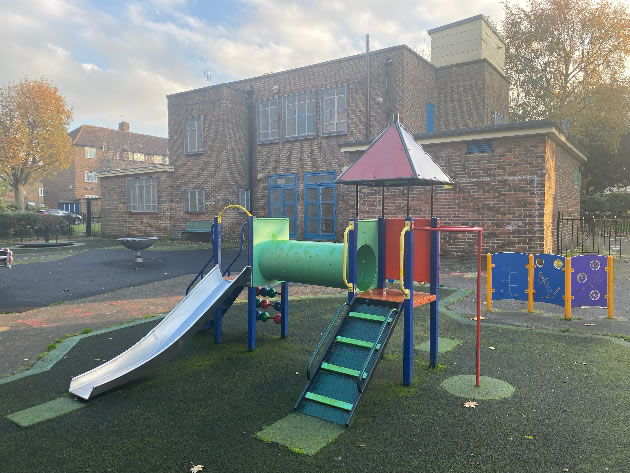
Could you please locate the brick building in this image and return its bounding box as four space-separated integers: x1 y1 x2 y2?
43 121 168 214
99 15 586 254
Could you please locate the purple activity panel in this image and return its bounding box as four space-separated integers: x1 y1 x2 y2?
532 254 565 306
492 252 528 301
571 255 608 308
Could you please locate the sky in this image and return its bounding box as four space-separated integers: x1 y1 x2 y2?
0 0 539 137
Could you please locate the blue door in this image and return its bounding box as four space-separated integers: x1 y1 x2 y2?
304 171 336 240
268 174 297 238
59 202 80 213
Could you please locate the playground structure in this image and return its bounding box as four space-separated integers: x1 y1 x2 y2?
69 119 485 426
487 252 614 320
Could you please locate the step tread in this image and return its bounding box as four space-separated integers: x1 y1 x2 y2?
305 392 353 411
347 311 393 323
321 362 367 378
336 336 381 350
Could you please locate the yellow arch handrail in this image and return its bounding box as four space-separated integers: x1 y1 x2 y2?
400 221 411 299
342 221 355 292
217 204 252 223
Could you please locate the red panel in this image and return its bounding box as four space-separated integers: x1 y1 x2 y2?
339 126 413 182
385 218 431 283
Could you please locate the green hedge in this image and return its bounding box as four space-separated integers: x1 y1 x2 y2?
582 194 630 216
0 212 68 238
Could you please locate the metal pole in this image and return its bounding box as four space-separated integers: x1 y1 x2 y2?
406 183 410 218
476 230 482 387
355 185 359 218
430 185 434 219
365 34 370 140
381 185 385 218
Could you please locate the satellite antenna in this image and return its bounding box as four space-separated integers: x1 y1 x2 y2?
203 71 211 85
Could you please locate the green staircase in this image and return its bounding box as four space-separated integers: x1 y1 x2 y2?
294 296 402 425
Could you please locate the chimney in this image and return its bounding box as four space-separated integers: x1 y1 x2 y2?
118 121 129 132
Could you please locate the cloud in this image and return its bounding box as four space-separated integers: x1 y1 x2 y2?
0 0 527 136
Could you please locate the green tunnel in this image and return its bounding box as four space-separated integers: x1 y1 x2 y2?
252 218 378 291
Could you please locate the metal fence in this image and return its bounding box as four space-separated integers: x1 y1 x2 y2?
557 211 629 258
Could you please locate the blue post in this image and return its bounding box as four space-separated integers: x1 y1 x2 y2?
214 308 223 344
280 281 289 339
348 218 358 303
377 217 386 289
429 217 440 368
213 216 222 272
403 218 414 386
247 216 256 351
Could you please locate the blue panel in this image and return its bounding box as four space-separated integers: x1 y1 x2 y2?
268 173 297 239
492 252 528 301
533 254 565 306
426 103 434 133
571 255 608 308
304 171 336 240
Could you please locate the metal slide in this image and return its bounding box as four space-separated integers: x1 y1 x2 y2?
69 265 250 400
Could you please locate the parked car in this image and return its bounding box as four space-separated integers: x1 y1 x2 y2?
38 209 83 225
0 247 12 269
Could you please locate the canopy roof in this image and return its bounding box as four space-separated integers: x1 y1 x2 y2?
336 120 453 186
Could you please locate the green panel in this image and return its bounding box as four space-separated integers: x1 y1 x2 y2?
257 240 347 288
321 362 367 378
356 219 379 291
305 392 353 411
6 397 85 427
336 336 380 350
347 311 392 323
252 218 290 287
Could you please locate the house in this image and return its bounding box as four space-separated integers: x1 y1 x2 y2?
98 15 586 254
42 121 168 214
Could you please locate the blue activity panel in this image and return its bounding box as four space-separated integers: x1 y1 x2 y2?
492 252 528 301
571 255 608 308
532 254 565 306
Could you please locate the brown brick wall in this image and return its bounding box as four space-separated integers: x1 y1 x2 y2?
401 48 438 134
100 171 176 238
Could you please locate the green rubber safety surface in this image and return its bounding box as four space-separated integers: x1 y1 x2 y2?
415 337 463 353
255 412 345 455
6 397 85 427
441 375 515 400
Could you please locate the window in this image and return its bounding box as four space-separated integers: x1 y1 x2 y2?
184 116 204 154
575 168 580 189
284 91 316 139
304 172 336 239
257 98 279 143
126 176 158 212
184 189 205 213
321 85 346 135
426 103 435 132
38 187 44 197
153 155 163 163
133 152 145 161
239 189 250 210
268 174 297 238
466 140 493 154
85 147 96 158
85 171 97 183
493 112 506 125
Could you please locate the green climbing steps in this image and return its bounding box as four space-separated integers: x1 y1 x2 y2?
294 296 402 425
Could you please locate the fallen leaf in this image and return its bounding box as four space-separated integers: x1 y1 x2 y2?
357 444 366 448
489 346 496 350
190 465 204 473
469 315 486 320
584 323 595 326
464 401 478 408
525 435 535 440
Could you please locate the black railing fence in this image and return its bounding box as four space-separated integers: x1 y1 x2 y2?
557 211 629 258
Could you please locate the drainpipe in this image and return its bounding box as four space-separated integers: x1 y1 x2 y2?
247 89 255 211
384 58 393 124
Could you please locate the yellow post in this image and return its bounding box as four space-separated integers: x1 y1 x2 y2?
606 256 614 319
399 221 411 299
564 257 572 320
342 221 355 293
526 254 534 313
486 253 494 312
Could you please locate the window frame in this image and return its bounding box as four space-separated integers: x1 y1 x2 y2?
184 115 204 155
466 140 493 155
38 187 44 197
184 189 205 214
426 103 435 133
126 176 158 213
268 173 297 239
239 189 251 211
257 97 279 144
320 84 347 136
84 147 96 159
84 171 97 183
283 90 316 140
304 171 336 240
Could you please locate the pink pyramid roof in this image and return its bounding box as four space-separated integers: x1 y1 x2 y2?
336 121 452 186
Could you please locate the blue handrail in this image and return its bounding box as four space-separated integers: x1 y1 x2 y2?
223 222 248 277
357 307 398 393
306 296 355 380
185 223 216 295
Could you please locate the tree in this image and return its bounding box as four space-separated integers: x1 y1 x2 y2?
503 0 630 192
0 78 72 210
